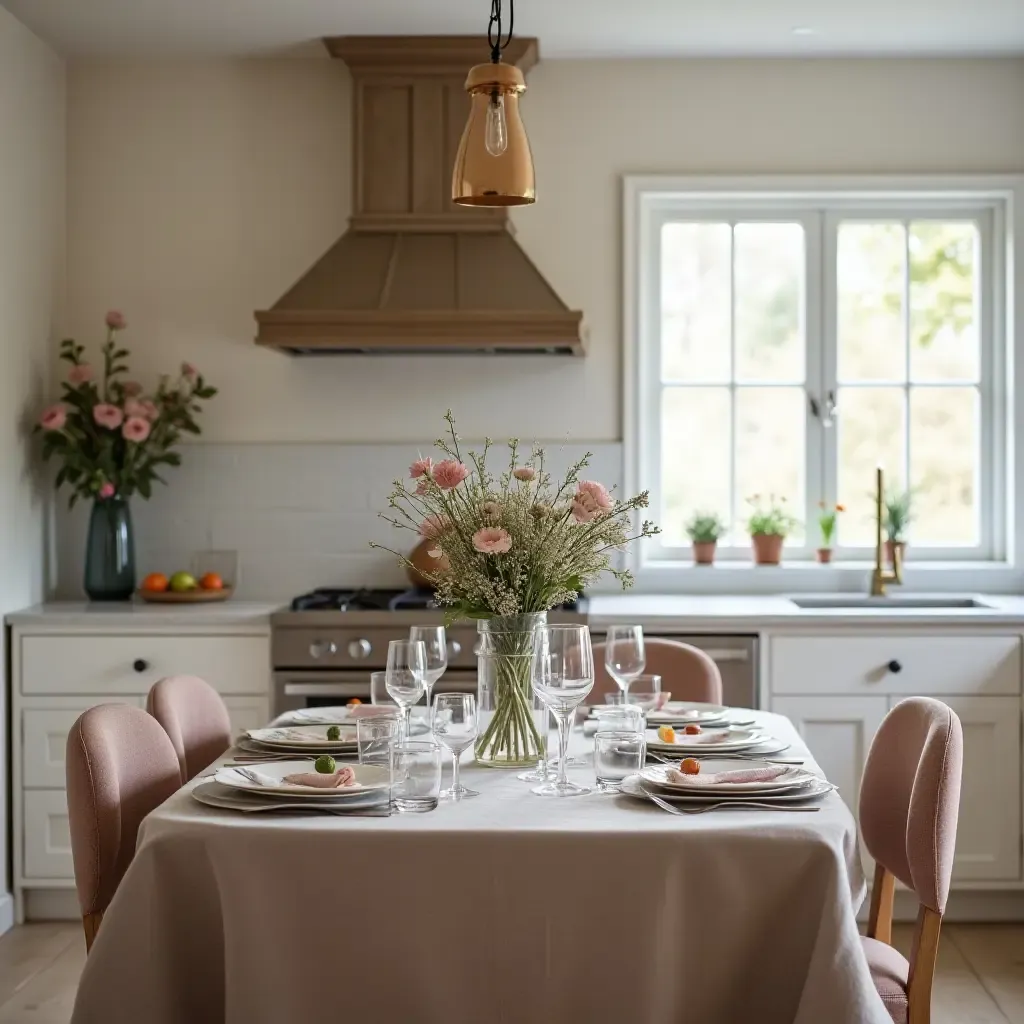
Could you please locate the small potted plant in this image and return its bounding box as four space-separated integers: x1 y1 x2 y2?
746 494 797 566
685 511 726 565
884 489 912 565
816 501 844 563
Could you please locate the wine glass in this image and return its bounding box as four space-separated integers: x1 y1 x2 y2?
431 693 479 801
410 625 448 714
604 625 646 703
531 625 594 798
386 640 426 742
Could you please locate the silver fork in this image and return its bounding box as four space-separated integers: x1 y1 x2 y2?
641 785 821 815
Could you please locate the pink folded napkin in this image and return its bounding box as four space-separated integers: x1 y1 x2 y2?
282 767 357 789
666 765 789 787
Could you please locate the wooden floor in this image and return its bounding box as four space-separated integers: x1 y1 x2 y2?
0 921 1018 1022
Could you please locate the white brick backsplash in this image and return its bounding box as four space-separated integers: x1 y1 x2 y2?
54 442 623 599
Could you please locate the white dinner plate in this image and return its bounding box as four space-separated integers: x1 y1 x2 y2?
645 726 772 753
275 707 361 726
246 726 359 751
215 760 391 798
645 701 729 724
192 780 388 813
640 760 817 794
621 773 835 805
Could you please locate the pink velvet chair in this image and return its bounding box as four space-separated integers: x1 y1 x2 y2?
66 704 182 950
146 674 233 782
859 696 963 1024
589 638 723 705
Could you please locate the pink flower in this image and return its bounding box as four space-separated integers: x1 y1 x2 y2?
472 527 512 555
433 459 470 490
409 457 433 479
513 466 535 482
93 403 124 430
98 482 115 499
572 480 613 523
181 362 198 381
481 500 502 520
122 416 151 442
105 310 126 331
418 514 449 540
39 404 67 431
122 381 143 397
68 364 93 385
124 398 145 418
139 399 159 420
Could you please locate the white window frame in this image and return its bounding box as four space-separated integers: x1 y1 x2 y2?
623 175 1023 593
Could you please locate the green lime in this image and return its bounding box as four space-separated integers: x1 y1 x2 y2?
314 754 336 774
326 725 341 741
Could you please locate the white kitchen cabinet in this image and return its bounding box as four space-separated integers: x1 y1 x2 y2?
906 696 1021 883
8 606 273 921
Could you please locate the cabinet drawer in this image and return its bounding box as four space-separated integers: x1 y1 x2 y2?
23 701 144 788
20 634 270 696
24 791 74 880
771 635 1020 696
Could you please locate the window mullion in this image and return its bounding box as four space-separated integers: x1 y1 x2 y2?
729 223 738 544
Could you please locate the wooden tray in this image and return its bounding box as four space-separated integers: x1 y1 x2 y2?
137 586 233 604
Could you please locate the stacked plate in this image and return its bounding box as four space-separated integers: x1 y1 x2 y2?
275 706 430 736
622 760 835 807
191 761 391 814
646 724 791 759
238 724 360 759
644 701 735 728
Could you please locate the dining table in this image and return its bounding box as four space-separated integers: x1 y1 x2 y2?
70 708 891 1024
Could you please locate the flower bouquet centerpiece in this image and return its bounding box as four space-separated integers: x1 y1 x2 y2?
35 311 217 600
376 412 659 769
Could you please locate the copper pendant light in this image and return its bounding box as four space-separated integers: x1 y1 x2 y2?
452 0 535 207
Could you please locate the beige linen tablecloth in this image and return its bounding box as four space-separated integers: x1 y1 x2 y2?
71 711 889 1024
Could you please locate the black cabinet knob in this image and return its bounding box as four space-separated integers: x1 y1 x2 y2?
133 659 149 673
887 659 903 674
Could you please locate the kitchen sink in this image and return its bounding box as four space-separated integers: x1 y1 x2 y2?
789 595 993 610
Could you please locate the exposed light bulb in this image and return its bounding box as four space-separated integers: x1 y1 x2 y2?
484 91 508 156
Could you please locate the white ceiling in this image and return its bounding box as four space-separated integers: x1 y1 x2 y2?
3 0 1023 57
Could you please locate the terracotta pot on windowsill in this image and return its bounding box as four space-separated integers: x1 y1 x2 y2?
884 540 906 567
816 548 833 564
692 540 717 566
751 533 784 566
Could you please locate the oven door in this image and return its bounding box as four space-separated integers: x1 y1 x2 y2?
274 670 479 715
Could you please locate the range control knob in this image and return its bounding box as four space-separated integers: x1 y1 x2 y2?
348 638 372 660
309 640 338 659
446 640 462 658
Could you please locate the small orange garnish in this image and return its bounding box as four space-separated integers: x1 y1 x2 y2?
657 725 676 744
141 572 169 592
680 758 701 775
199 571 224 590
683 723 701 735
347 698 362 706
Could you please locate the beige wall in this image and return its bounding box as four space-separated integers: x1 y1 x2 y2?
65 56 1024 443
0 6 65 922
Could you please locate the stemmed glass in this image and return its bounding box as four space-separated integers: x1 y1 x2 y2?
431 693 479 801
386 640 426 742
410 626 448 711
531 625 594 798
604 625 646 704
517 700 550 783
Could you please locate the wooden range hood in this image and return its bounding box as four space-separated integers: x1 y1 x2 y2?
254 36 584 356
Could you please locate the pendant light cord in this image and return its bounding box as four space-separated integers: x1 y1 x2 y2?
488 0 514 63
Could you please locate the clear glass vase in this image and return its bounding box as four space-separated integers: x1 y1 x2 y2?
83 495 136 601
475 612 547 769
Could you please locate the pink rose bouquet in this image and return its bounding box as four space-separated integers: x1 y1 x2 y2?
35 310 217 505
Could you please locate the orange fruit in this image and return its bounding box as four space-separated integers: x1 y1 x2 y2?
680 757 701 775
683 723 701 735
347 698 362 706
199 572 224 590
657 725 676 744
141 572 169 592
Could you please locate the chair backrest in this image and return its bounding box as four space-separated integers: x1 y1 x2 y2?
590 638 723 705
146 675 233 782
66 704 181 925
859 696 963 915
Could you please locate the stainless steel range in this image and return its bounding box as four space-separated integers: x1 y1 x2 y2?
272 588 588 715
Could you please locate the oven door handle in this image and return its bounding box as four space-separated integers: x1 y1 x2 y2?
283 682 369 698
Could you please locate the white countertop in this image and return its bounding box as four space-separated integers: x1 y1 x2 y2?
5 601 281 628
586 593 1024 630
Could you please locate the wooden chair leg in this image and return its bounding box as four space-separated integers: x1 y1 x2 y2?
907 905 942 1024
82 911 103 952
867 862 895 944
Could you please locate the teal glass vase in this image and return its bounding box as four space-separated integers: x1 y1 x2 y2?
83 496 136 601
